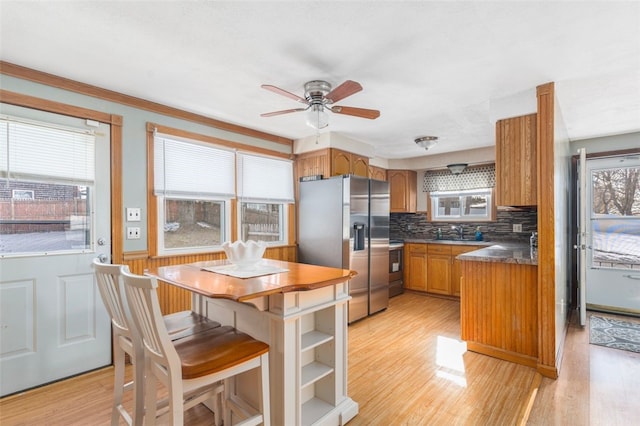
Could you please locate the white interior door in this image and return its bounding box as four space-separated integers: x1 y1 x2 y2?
0 105 111 396
584 154 640 314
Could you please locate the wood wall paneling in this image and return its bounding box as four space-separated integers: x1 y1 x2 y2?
460 260 538 367
495 113 537 206
536 82 558 378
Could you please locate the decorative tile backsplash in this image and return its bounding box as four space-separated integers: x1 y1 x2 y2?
390 209 538 243
423 164 496 192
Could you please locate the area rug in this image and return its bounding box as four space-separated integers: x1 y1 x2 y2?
589 315 640 353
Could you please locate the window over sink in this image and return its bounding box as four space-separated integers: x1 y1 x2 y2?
430 188 493 222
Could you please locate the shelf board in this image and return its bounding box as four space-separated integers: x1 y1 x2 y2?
301 397 334 426
301 361 333 388
301 330 334 352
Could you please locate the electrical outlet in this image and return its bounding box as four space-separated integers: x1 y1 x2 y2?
127 227 141 239
513 224 523 233
126 207 141 222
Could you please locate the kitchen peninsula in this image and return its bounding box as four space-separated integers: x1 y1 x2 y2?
146 259 359 426
458 243 539 368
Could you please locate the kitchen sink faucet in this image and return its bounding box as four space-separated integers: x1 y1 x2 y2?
451 225 464 240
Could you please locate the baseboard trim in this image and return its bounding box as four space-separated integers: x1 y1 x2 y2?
587 303 640 318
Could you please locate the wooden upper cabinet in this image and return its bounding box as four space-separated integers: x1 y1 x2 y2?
329 148 369 177
296 149 330 180
331 149 352 176
351 155 370 177
388 170 417 213
495 113 537 206
369 165 387 181
294 148 370 198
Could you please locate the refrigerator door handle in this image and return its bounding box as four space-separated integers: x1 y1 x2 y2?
353 223 366 251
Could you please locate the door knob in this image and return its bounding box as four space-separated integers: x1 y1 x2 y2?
97 237 106 246
98 254 109 263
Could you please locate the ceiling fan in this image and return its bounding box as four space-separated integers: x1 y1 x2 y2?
260 80 380 129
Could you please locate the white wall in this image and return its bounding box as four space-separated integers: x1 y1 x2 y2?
570 131 640 154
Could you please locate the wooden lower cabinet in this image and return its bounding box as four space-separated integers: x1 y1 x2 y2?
460 260 538 367
404 243 427 291
426 245 451 295
405 243 485 297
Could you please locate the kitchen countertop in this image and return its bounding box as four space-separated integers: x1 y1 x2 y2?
456 242 538 265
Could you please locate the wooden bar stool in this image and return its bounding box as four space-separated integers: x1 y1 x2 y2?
121 268 271 426
92 259 222 425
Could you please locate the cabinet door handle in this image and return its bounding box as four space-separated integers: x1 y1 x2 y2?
623 274 640 280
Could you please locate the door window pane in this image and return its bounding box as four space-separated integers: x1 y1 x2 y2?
590 166 640 269
0 180 91 255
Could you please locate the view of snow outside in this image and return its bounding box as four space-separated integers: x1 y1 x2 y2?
590 167 640 270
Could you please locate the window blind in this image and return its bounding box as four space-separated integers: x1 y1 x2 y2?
154 136 235 198
237 153 294 203
0 117 95 185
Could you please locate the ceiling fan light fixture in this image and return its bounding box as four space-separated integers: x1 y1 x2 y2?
306 104 329 129
447 163 468 175
415 136 438 150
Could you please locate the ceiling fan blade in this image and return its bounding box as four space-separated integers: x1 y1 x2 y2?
330 106 380 119
325 80 363 103
260 108 307 117
261 84 308 104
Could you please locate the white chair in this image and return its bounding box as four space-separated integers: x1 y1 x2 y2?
92 259 222 425
121 268 271 426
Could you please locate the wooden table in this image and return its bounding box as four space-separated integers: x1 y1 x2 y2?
146 259 359 426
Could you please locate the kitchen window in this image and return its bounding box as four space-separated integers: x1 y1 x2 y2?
153 135 234 255
236 153 294 245
151 131 294 255
430 188 493 222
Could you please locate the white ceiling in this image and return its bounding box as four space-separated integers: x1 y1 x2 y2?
1 1 639 160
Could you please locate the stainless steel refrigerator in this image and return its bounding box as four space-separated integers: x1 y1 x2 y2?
298 175 389 323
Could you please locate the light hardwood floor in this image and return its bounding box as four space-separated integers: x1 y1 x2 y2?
1 292 638 425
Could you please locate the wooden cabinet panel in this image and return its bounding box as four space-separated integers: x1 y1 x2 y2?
296 149 330 180
426 254 451 295
388 170 417 213
460 260 538 367
495 113 537 206
351 155 370 177
404 244 427 291
450 245 477 297
330 149 352 176
369 165 387 181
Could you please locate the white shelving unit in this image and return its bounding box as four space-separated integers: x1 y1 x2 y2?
195 280 359 426
300 307 336 425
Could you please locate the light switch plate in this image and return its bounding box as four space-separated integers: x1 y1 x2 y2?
513 224 523 232
127 227 141 239
127 208 141 222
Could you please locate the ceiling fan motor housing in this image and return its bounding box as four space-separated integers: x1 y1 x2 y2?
304 80 332 104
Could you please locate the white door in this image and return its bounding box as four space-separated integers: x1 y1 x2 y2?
0 105 111 396
584 154 640 314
